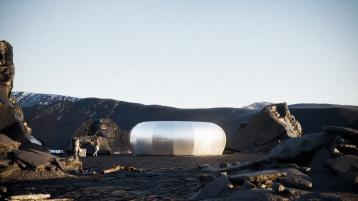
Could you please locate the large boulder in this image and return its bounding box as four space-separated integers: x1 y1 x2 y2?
0 40 42 148
73 118 130 153
227 103 302 151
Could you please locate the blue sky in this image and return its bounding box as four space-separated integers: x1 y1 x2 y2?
1 0 357 108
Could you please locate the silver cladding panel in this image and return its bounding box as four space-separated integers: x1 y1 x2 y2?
130 121 226 156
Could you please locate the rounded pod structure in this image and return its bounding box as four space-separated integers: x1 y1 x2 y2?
130 121 226 156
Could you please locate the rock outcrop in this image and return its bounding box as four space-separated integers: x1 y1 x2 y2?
0 41 81 180
71 118 130 154
227 102 302 151
192 126 358 200
0 40 38 145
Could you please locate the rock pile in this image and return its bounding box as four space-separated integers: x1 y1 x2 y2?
191 126 358 200
0 132 82 181
227 103 302 152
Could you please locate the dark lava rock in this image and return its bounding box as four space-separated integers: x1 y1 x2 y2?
327 155 358 190
310 148 337 191
324 126 358 143
198 173 216 185
297 192 342 201
276 168 313 190
219 162 230 168
242 180 256 189
278 174 312 191
269 132 332 161
223 189 284 201
228 103 302 151
327 155 358 173
191 174 232 200
19 142 50 153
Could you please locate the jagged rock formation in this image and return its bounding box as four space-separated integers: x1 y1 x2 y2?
0 41 36 145
0 41 81 180
227 102 302 151
191 127 358 200
72 118 130 154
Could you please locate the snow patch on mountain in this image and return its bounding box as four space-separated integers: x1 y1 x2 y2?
12 91 79 108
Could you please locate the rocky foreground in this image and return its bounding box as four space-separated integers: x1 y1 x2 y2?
190 126 358 200
2 139 358 201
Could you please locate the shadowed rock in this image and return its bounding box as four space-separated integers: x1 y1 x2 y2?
191 174 232 200
324 126 358 143
223 189 285 201
0 40 41 146
269 132 332 161
327 154 358 174
228 103 302 151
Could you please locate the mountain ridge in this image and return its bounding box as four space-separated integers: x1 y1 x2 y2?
11 92 358 150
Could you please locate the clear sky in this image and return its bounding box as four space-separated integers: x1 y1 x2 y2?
1 0 357 108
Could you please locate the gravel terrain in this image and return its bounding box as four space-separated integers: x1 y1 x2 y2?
3 153 263 200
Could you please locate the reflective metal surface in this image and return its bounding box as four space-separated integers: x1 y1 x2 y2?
130 121 226 156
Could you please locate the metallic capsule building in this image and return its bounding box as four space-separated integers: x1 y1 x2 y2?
130 121 226 156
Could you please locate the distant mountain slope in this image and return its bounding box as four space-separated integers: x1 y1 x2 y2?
11 92 358 150
12 92 78 108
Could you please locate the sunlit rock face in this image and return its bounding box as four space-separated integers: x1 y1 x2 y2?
227 103 302 152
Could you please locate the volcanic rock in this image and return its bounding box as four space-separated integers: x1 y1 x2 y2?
278 174 312 191
228 103 302 151
0 134 20 153
191 174 232 200
310 148 337 191
223 189 284 201
269 132 332 161
13 149 57 169
324 126 358 143
327 154 358 174
74 118 130 153
0 40 42 148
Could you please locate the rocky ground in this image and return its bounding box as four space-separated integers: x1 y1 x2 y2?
2 153 262 200
1 150 358 201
